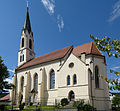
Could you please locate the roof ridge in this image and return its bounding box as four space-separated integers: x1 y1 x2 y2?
35 45 73 60
74 42 92 49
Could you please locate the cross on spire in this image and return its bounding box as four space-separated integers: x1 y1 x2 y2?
27 0 29 11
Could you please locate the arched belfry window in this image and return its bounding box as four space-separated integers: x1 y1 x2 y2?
21 76 24 93
67 75 70 85
50 69 55 89
73 74 77 85
22 38 24 48
29 39 32 49
34 73 38 91
95 66 99 88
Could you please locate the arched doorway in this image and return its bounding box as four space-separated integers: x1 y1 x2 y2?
68 90 75 101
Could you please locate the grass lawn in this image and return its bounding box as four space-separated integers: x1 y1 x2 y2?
25 105 55 110
6 105 19 110
7 105 55 110
6 105 76 111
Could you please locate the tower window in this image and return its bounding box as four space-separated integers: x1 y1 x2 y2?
23 55 24 61
29 39 32 49
20 56 22 62
22 38 24 48
95 66 99 88
20 55 24 62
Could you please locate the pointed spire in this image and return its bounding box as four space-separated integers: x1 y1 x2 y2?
23 0 32 34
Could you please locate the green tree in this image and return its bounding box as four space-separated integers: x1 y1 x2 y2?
0 56 11 94
90 34 120 91
112 94 120 108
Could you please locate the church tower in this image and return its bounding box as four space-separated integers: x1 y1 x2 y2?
18 0 35 66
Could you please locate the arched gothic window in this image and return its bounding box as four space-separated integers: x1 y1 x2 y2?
34 74 38 91
21 76 24 92
95 66 99 88
73 74 77 85
50 70 55 89
67 75 70 85
29 39 32 49
22 38 24 48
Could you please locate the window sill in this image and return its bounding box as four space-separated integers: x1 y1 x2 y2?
73 84 77 86
48 88 57 91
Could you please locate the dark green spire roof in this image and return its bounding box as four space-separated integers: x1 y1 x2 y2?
23 10 32 34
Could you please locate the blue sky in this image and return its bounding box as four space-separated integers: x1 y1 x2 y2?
0 0 120 82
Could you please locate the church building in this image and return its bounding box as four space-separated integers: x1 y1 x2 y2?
10 2 111 111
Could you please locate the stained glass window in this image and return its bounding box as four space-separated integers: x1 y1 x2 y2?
50 70 55 89
21 76 24 92
67 75 70 85
95 66 99 88
34 74 38 91
73 74 77 85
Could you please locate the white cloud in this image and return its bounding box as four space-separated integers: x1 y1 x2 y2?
109 0 120 22
8 69 14 73
5 78 12 84
41 0 55 15
4 78 12 92
111 66 120 71
57 14 64 32
41 0 64 32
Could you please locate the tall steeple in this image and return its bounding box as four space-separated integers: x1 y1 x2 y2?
23 0 31 34
18 0 35 66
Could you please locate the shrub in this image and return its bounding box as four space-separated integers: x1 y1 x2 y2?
30 102 33 106
0 105 5 111
73 100 96 111
22 102 25 106
73 100 84 108
61 98 69 106
83 104 96 111
19 102 25 110
55 102 61 108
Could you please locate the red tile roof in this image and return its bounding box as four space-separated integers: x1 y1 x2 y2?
73 42 102 56
0 94 10 101
16 42 103 70
17 45 73 70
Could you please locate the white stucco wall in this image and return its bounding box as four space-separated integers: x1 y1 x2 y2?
86 55 111 111
11 53 110 110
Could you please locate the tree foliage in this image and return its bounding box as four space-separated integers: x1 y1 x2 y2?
0 56 11 94
90 34 120 91
112 94 120 107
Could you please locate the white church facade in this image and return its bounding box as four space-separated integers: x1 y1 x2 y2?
10 3 111 111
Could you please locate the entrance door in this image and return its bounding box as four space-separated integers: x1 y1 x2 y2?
68 91 75 101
